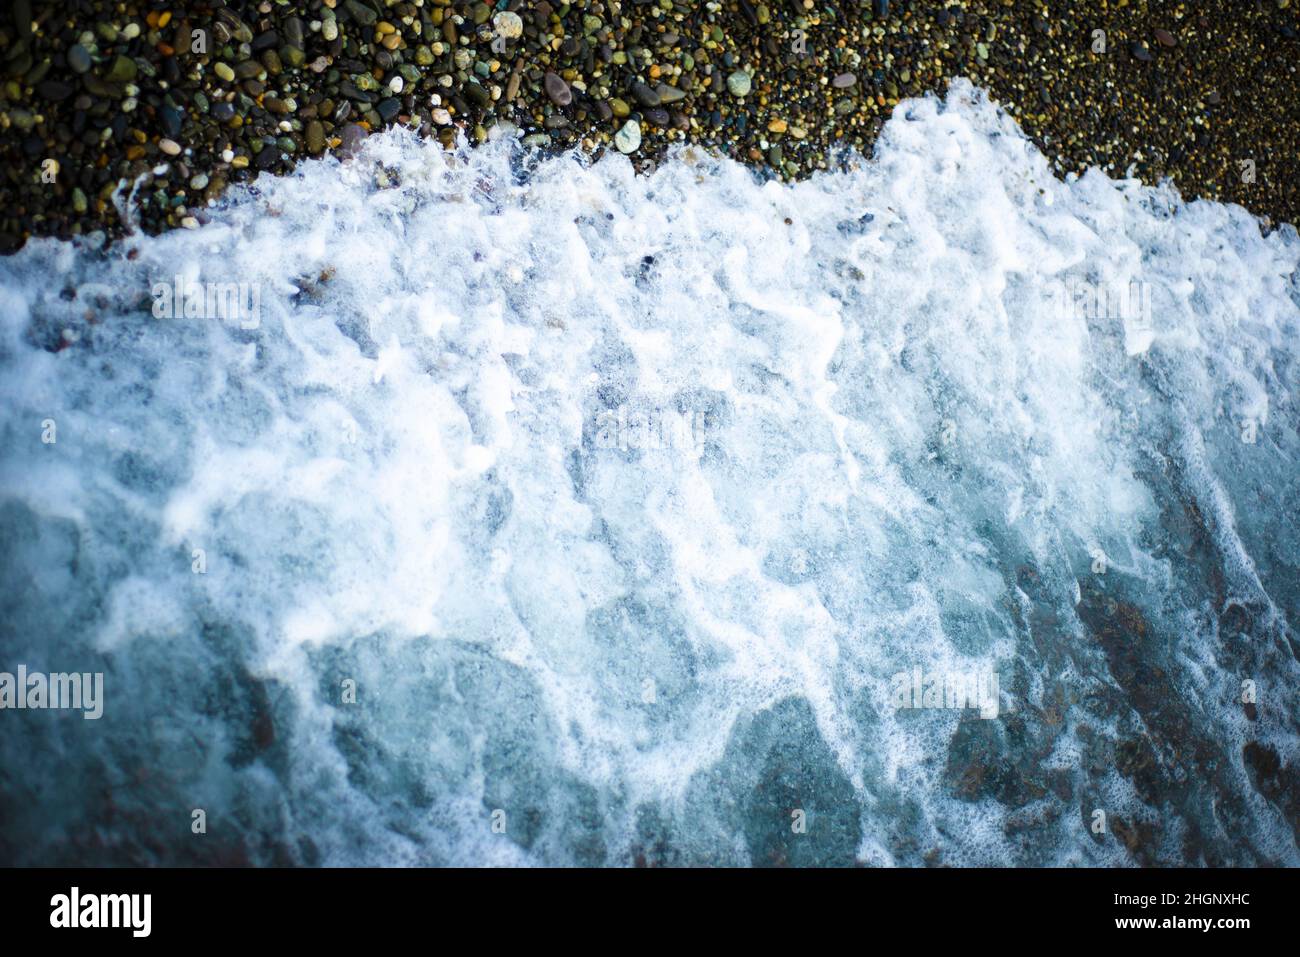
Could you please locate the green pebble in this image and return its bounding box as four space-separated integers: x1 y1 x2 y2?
105 55 136 83
727 70 751 98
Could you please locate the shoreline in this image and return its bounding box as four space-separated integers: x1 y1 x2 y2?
1 1 1298 253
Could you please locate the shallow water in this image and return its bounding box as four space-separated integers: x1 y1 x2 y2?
1 81 1297 866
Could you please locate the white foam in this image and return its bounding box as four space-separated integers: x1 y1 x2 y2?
1 81 1297 865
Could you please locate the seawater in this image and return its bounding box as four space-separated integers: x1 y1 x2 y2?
1 82 1297 866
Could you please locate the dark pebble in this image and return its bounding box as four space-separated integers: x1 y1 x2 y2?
337 122 368 159
631 81 660 107
66 44 91 74
345 1 378 27
544 72 571 106
37 79 72 100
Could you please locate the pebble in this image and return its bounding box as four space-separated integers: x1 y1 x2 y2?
106 55 137 83
655 84 686 105
159 138 182 156
494 12 523 40
832 73 857 89
67 44 92 74
345 1 377 27
615 119 641 153
306 120 325 154
632 82 660 107
544 72 571 106
727 71 751 98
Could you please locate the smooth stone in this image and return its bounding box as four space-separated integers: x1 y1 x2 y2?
614 119 641 153
67 44 92 74
544 72 571 106
631 81 659 107
832 72 856 88
655 84 686 104
338 123 368 158
494 11 523 39
726 70 751 97
160 104 183 138
345 1 378 26
105 55 136 83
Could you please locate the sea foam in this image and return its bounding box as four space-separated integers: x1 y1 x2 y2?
1 81 1297 866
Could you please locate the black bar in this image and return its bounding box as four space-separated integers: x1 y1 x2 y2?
0 867 1279 943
